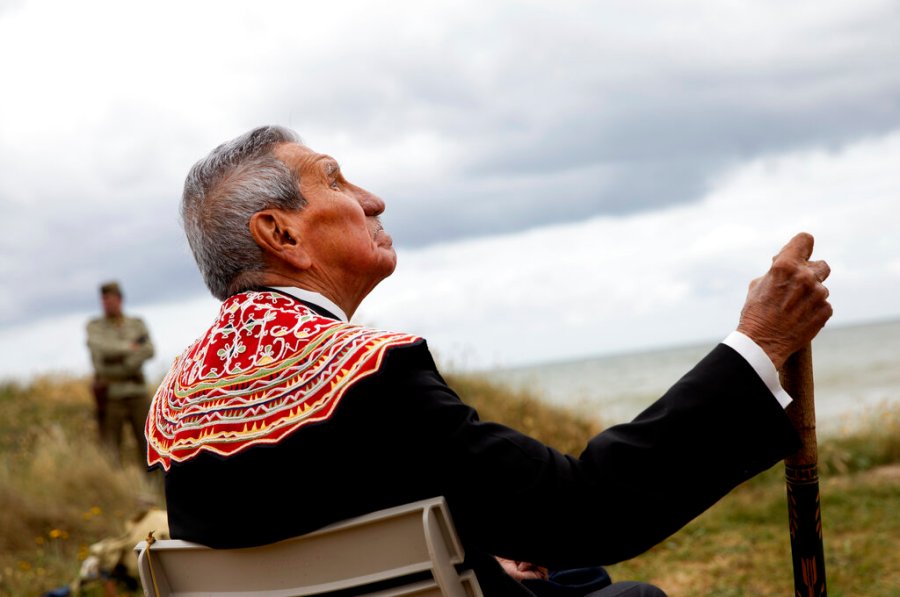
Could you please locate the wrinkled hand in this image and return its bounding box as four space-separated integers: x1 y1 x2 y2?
737 232 833 370
495 557 549 581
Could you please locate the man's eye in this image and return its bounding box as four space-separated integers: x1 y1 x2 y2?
329 180 341 191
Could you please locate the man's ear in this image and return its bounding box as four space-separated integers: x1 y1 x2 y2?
249 210 312 270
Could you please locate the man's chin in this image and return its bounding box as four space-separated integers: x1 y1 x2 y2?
380 252 398 280
384 254 398 277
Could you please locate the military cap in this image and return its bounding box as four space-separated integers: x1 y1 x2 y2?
100 281 123 296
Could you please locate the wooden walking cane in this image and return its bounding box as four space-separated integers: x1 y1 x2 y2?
780 344 827 596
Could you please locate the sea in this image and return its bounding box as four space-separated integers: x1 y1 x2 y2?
484 318 900 437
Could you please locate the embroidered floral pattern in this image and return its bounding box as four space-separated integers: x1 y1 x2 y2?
146 291 420 470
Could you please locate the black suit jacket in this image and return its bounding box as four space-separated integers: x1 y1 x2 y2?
162 299 799 595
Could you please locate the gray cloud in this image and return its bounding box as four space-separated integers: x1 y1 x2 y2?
249 2 900 247
1 198 205 327
3 0 900 329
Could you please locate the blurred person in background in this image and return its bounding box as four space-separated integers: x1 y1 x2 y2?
86 281 154 465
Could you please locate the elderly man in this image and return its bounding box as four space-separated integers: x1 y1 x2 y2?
146 126 831 596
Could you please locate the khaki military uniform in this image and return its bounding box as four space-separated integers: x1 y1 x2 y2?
86 314 154 463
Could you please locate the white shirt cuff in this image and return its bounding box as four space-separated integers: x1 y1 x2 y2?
722 331 793 409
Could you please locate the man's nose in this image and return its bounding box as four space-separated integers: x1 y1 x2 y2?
357 187 385 216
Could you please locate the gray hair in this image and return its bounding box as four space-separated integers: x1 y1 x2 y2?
181 125 306 300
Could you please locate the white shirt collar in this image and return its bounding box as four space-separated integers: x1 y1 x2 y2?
269 287 349 322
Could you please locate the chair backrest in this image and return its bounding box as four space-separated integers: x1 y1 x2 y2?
134 497 483 597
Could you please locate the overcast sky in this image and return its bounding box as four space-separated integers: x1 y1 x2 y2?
2 0 899 380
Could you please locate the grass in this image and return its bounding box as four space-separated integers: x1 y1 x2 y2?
0 376 163 596
604 465 900 595
1 374 898 596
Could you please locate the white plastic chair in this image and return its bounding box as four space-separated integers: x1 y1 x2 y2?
134 497 483 596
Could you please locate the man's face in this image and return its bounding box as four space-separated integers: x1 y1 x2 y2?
101 292 123 317
274 143 397 293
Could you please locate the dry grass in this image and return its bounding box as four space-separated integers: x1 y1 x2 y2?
0 376 163 596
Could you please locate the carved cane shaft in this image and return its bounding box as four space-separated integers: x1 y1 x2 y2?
781 345 827 597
